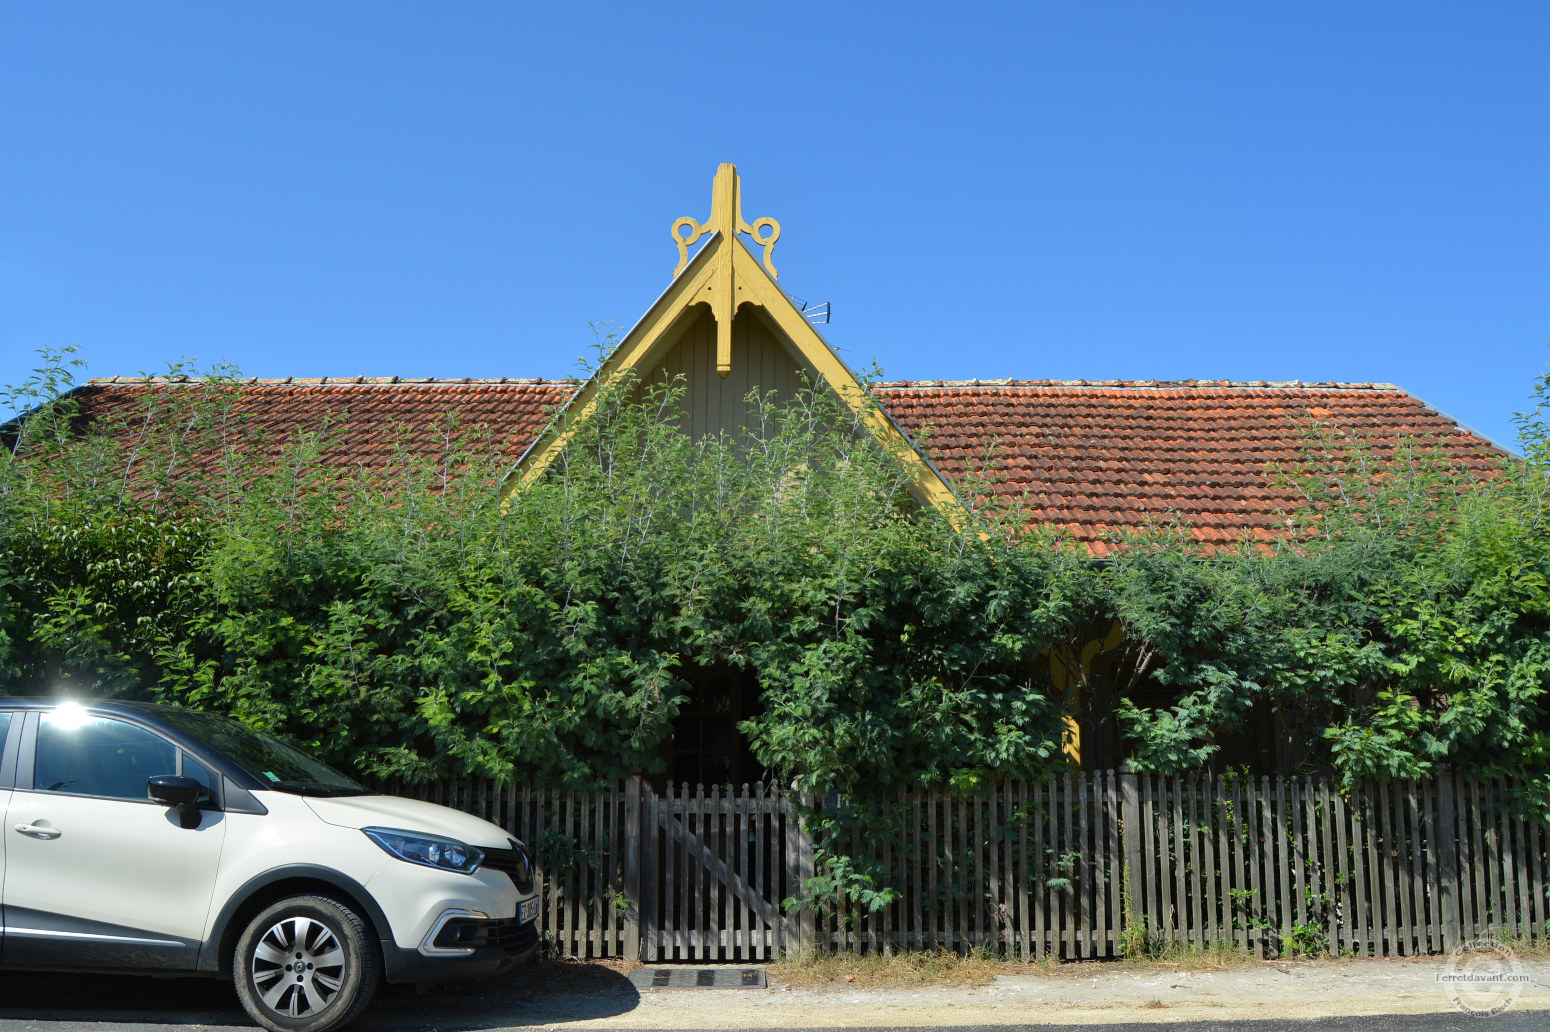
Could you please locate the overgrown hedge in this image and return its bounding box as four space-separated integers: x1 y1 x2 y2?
3 347 1549 819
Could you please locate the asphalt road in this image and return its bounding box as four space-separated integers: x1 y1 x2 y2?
0 969 1543 1032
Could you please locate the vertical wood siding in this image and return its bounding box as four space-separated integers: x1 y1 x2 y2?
642 308 815 441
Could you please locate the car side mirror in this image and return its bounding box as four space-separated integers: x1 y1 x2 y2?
149 775 200 805
148 775 203 829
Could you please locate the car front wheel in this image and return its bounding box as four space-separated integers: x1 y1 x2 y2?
233 894 380 1032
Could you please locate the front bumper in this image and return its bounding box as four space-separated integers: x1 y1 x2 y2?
381 917 539 984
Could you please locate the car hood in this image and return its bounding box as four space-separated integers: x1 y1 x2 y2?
303 794 512 847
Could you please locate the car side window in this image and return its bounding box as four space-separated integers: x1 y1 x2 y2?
34 713 178 801
181 751 218 804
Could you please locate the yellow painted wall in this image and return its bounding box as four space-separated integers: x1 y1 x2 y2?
642 306 815 440
1046 619 1126 767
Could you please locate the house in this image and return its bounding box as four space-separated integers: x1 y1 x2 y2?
59 165 1505 779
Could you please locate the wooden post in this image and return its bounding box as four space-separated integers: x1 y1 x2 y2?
622 777 642 961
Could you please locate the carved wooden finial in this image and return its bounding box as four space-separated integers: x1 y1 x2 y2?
670 163 781 279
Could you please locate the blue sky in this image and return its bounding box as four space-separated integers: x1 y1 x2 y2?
3 2 1546 447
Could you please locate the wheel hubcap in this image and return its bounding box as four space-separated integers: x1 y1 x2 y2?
250 916 346 1018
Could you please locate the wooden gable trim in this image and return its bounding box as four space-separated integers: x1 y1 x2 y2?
501 166 967 523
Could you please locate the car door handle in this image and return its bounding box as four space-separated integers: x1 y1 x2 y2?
14 823 62 839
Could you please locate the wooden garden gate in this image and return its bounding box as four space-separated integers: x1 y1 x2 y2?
636 781 812 961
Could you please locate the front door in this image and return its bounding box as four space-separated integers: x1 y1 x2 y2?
2 710 226 969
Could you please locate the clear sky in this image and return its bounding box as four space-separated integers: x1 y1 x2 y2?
3 2 1546 447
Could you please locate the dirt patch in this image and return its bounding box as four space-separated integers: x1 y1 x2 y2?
770 950 1013 988
542 954 1550 1028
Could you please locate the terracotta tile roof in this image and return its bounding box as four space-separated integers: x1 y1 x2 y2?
69 376 578 471
871 379 1507 554
64 375 1506 549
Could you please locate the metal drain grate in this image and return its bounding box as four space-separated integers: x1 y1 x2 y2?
629 967 767 990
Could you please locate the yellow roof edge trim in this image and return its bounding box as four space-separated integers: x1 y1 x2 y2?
500 164 970 528
498 229 729 500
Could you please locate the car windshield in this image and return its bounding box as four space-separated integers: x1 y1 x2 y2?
155 709 366 796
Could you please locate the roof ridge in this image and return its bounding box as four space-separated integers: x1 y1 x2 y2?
83 375 1404 392
870 378 1403 392
86 376 584 386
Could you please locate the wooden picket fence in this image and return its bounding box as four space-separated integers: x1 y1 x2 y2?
379 771 1548 962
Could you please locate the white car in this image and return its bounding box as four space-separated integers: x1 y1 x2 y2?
0 698 540 1032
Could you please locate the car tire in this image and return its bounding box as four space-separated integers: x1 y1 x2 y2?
233 894 380 1032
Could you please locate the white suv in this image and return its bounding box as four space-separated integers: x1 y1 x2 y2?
0 698 540 1032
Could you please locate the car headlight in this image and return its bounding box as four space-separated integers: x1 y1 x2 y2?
363 827 484 874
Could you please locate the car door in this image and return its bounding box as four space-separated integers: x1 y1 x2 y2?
1 707 226 970
0 712 19 960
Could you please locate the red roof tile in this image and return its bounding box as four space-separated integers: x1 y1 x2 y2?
63 376 1506 546
872 380 1506 546
68 377 576 472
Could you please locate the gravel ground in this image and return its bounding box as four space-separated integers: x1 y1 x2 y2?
4 955 1548 1030
536 955 1550 1028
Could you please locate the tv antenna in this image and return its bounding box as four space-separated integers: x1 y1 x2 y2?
790 296 831 325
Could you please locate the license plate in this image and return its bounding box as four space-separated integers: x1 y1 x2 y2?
519 898 539 925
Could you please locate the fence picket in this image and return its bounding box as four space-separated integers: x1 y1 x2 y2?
991 784 1004 957
1505 781 1523 938
1212 777 1229 952
1291 778 1307 938
1381 780 1399 955
1187 775 1203 947
926 789 940 953
1063 774 1077 959
1078 771 1091 954
1121 769 1141 956
1516 800 1532 940
1406 782 1424 954
1032 780 1046 959
1271 777 1288 956
958 793 970 955
1365 782 1386 955
400 773 1545 962
1227 778 1245 951
1471 780 1491 936
1317 780 1337 955
974 791 986 955
1104 772 1118 958
1531 800 1547 939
